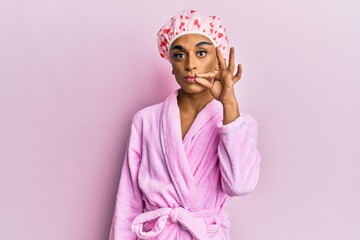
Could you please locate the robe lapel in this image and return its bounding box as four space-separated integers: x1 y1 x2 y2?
159 89 223 211
182 95 222 144
160 89 200 210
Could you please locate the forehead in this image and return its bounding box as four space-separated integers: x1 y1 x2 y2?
170 34 213 49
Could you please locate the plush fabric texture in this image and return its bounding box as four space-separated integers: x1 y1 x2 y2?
157 9 230 61
109 89 261 240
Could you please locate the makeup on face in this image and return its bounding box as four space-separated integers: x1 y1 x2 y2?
169 34 218 93
170 40 214 64
185 75 196 83
170 41 213 51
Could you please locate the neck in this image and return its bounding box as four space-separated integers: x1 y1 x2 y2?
177 89 214 114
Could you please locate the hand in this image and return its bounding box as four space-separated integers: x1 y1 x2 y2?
195 47 242 105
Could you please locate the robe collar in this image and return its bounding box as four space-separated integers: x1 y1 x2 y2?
159 89 222 211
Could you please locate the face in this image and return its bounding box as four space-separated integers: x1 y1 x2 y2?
169 34 218 94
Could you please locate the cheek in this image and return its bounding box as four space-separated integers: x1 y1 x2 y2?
171 65 183 80
203 57 217 71
171 63 183 74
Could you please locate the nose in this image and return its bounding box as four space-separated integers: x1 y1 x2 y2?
185 54 197 71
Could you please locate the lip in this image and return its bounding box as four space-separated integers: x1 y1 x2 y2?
185 75 196 83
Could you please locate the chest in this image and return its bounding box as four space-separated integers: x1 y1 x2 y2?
180 111 197 140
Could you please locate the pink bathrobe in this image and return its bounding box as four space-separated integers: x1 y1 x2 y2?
109 89 261 240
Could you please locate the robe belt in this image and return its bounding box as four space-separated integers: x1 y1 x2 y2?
131 206 221 240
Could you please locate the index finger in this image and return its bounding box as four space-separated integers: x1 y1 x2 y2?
195 72 217 79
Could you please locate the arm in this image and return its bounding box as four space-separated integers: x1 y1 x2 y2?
109 116 143 240
194 46 261 195
217 113 261 196
222 94 240 125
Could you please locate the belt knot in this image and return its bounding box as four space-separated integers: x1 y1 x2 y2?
169 207 180 223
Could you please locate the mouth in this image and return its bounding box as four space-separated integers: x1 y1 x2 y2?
185 75 196 83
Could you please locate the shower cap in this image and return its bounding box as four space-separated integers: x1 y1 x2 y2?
157 9 229 61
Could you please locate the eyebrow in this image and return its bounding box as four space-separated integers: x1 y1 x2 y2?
171 45 184 50
170 41 213 50
195 41 213 47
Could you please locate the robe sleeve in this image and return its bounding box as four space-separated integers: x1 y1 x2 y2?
217 113 261 197
109 115 143 240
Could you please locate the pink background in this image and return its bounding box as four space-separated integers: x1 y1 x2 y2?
1 0 359 239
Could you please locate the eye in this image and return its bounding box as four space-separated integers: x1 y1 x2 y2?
197 50 207 57
173 53 185 60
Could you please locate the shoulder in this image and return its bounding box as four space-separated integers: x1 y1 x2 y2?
130 101 165 134
133 102 163 121
132 89 178 123
130 89 179 131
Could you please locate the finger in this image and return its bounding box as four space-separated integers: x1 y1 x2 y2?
194 77 214 89
233 64 242 83
195 72 217 79
216 47 227 71
229 47 235 74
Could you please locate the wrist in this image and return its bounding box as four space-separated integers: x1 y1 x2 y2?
222 99 240 125
221 96 238 107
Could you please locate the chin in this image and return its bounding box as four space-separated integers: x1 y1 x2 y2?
180 83 207 94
